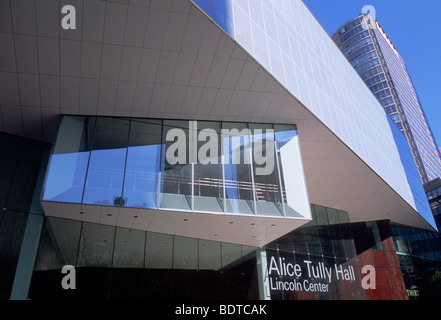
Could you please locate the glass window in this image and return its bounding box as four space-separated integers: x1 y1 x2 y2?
318 226 335 257
29 217 81 300
76 222 115 268
199 239 221 270
274 124 305 218
145 232 173 269
268 38 285 86
112 228 145 269
194 121 223 213
83 118 130 206
198 239 222 299
0 210 29 299
249 0 263 27
6 161 40 212
34 217 82 270
313 204 328 226
43 116 94 203
262 3 277 43
110 227 145 300
366 221 383 250
220 242 244 299
43 117 311 223
123 119 162 209
160 120 193 211
173 236 198 299
249 123 283 217
327 207 340 225
73 222 115 300
233 1 253 55
337 210 350 224
0 159 16 209
143 232 174 299
222 122 255 215
252 22 270 71
173 236 198 270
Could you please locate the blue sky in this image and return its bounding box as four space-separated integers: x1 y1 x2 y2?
302 0 441 148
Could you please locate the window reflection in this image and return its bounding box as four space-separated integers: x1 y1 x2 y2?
123 119 162 209
222 122 255 215
83 118 129 206
43 116 303 218
250 123 283 217
76 222 116 268
274 124 304 218
43 116 94 203
160 120 192 210
83 149 127 205
194 121 223 213
29 217 260 300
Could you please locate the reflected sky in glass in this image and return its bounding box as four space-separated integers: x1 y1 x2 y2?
83 148 126 206
123 145 161 208
43 152 89 203
43 116 305 219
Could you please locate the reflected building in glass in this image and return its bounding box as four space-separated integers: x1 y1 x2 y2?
332 14 441 185
1 0 441 301
41 116 311 246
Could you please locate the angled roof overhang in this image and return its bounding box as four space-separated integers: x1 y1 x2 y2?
0 0 436 234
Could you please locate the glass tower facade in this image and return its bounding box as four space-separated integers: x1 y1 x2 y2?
333 15 441 184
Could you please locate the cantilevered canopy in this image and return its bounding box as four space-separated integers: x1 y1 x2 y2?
0 0 436 242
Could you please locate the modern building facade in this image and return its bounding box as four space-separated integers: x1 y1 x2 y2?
425 178 441 231
332 14 441 185
0 0 440 300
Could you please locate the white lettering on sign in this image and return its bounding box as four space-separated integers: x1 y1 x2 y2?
267 255 374 293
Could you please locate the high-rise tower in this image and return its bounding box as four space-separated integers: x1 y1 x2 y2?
333 14 441 184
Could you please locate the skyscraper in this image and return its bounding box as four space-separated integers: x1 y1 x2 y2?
333 14 441 185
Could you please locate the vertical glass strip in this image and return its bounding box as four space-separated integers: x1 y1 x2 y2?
249 123 283 217
83 117 130 206
193 121 223 213
42 116 94 203
123 119 162 209
274 124 307 218
160 120 192 211
222 122 255 215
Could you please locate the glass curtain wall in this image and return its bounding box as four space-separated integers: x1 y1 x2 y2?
124 119 162 209
29 216 259 300
250 123 282 217
193 121 223 213
42 116 94 203
83 118 130 206
0 133 50 300
42 116 302 218
160 120 192 210
223 122 255 215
